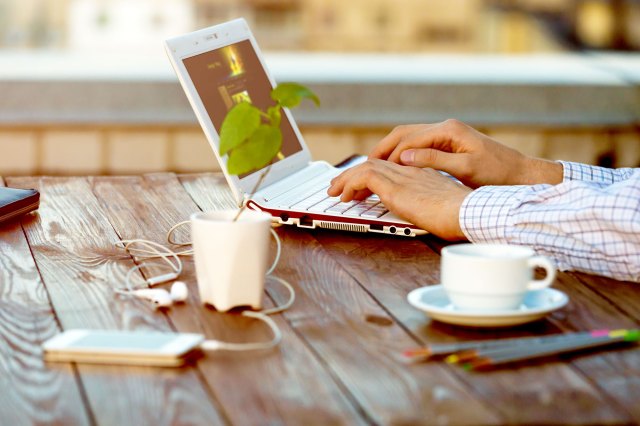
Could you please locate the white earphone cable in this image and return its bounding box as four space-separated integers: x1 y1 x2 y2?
115 239 183 289
114 219 294 353
167 221 192 249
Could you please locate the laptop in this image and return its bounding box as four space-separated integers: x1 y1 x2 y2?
165 18 426 237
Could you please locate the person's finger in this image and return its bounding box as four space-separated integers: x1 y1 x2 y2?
352 189 372 201
387 132 454 164
328 159 396 194
338 168 396 202
398 148 469 176
368 125 433 160
368 126 413 160
385 119 473 164
327 173 348 197
329 160 400 201
328 162 367 197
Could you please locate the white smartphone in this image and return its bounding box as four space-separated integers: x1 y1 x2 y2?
42 329 205 367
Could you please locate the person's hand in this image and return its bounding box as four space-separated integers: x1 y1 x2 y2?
369 119 563 188
327 159 472 240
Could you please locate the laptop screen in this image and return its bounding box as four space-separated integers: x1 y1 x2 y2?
182 39 303 171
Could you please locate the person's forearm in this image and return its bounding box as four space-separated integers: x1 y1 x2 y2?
513 157 636 186
459 172 640 282
515 157 563 185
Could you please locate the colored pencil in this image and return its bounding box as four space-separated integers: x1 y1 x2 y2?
402 330 608 362
445 332 613 364
463 329 640 370
448 334 617 364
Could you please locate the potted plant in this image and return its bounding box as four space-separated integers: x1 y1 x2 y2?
191 83 319 311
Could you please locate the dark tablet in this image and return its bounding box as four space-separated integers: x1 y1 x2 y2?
0 187 40 225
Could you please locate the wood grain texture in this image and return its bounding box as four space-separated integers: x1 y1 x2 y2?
6 176 225 426
568 272 640 324
0 179 90 425
5 171 639 425
311 230 630 425
180 174 500 426
541 271 640 422
91 173 365 425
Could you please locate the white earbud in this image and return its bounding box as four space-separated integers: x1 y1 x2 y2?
116 282 189 309
169 281 188 303
129 288 173 308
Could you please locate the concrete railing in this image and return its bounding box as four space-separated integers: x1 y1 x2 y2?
0 51 638 128
0 51 638 175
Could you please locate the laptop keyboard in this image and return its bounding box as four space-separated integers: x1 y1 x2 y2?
288 186 389 218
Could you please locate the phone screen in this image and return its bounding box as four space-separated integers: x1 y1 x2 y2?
69 333 176 350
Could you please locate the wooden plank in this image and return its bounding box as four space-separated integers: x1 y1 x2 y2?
569 272 640 324
0 178 90 425
90 173 366 425
311 230 631 424
180 173 501 425
542 271 640 422
5 176 225 426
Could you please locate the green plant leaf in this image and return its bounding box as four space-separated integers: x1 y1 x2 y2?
219 102 261 155
267 106 281 127
271 82 320 109
227 125 283 175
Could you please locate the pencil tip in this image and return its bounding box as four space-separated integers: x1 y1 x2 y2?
402 348 431 358
625 330 640 341
445 354 459 364
466 357 491 371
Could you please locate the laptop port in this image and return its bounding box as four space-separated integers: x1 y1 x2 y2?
279 213 289 223
370 224 384 232
404 228 411 236
389 226 397 234
299 215 314 228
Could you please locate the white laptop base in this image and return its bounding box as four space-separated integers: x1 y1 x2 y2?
247 157 426 237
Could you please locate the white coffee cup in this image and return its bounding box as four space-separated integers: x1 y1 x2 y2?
191 210 272 312
440 243 556 311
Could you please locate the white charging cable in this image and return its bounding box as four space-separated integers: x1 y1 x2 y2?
201 272 295 352
115 221 294 352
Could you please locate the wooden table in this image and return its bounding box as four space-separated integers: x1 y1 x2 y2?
1 173 639 426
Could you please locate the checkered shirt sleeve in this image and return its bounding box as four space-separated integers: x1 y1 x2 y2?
560 160 636 183
459 162 640 282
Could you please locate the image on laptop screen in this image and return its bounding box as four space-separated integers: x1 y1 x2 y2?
182 39 303 174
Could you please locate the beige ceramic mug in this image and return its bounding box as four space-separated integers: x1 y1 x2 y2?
191 210 272 312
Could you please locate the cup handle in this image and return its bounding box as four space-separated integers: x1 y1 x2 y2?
527 256 557 291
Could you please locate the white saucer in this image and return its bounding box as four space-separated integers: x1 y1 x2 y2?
407 285 569 327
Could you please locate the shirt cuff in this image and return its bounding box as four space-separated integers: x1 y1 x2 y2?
459 185 527 243
560 160 619 183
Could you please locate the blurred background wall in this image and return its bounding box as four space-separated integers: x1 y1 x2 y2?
0 0 639 175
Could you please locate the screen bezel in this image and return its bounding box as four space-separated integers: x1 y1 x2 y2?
164 19 312 205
